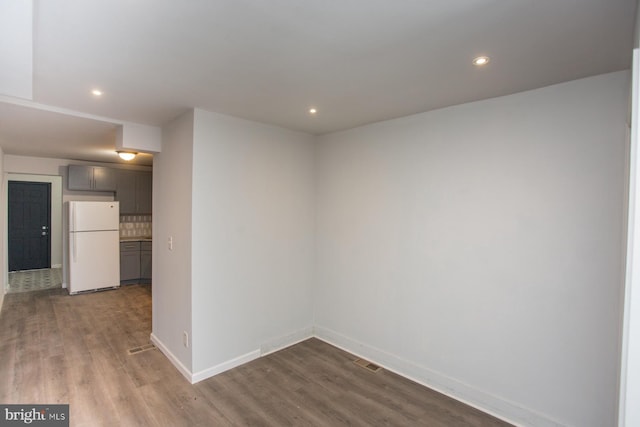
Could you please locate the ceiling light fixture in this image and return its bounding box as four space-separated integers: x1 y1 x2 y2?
91 89 103 96
117 151 137 161
472 56 490 66
309 108 317 115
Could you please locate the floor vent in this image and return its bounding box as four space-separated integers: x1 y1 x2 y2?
128 343 156 355
354 358 382 373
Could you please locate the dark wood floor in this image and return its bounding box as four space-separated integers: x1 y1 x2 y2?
0 285 512 426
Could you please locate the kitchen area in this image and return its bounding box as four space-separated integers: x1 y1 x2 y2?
67 164 152 291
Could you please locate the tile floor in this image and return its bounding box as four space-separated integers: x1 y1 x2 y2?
7 268 62 293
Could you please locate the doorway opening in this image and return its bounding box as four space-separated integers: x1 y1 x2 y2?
6 176 63 293
9 181 51 270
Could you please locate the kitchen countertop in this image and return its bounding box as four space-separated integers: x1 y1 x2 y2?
120 237 152 242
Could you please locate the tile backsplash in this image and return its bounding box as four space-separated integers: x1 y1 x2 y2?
120 215 152 238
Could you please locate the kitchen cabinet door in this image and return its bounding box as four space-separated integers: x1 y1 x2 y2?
136 172 152 214
140 249 152 282
68 166 93 190
115 170 137 213
120 242 140 282
68 165 116 191
115 170 152 214
93 167 116 191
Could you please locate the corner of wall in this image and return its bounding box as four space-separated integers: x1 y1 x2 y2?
150 333 194 383
151 109 195 374
313 327 563 427
189 325 314 384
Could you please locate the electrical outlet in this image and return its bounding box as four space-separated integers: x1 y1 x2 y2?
183 331 189 348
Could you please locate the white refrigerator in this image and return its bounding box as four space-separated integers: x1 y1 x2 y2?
67 201 120 294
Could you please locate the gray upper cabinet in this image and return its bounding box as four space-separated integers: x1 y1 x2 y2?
115 170 137 213
136 172 153 214
115 170 152 214
68 165 116 191
68 165 152 213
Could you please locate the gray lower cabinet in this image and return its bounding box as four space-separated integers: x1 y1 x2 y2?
120 241 141 283
140 241 152 281
120 241 152 284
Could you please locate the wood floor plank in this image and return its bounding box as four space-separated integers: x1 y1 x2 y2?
0 285 512 426
67 359 120 425
0 336 18 402
195 371 280 426
42 354 70 404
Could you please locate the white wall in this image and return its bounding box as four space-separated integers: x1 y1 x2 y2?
621 8 640 427
190 109 315 375
151 110 194 373
0 0 32 99
315 71 629 427
620 49 640 427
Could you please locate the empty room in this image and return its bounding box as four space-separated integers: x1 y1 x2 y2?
2 1 640 426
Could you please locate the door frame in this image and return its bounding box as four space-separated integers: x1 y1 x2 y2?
8 181 52 271
4 174 63 290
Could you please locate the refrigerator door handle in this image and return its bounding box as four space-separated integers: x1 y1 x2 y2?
71 203 77 262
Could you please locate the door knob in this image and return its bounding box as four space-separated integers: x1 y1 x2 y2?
42 226 48 230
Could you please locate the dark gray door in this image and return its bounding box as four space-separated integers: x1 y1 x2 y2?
8 181 51 271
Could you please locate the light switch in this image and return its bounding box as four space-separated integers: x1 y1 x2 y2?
168 236 173 251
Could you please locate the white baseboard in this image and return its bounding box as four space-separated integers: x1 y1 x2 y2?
314 326 564 427
152 327 314 384
191 327 315 383
151 325 560 427
260 326 314 356
149 335 265 384
150 333 193 383
192 349 260 383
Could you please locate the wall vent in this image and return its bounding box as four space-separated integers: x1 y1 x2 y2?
354 358 382 373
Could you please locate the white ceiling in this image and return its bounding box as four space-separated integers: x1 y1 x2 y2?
0 0 637 164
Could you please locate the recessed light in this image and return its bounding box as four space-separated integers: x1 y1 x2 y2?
472 56 490 66
91 89 103 96
309 108 317 115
